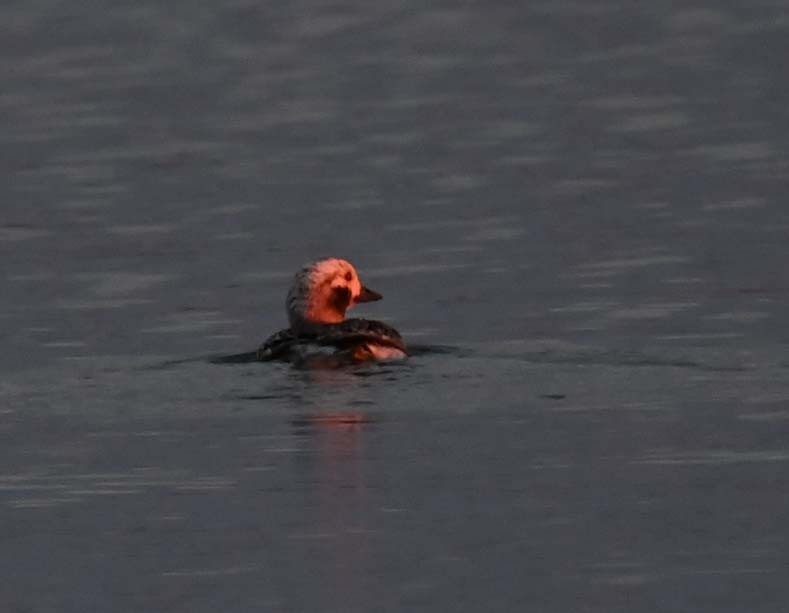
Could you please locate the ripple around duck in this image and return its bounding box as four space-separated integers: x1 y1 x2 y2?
198 336 757 383
204 342 468 369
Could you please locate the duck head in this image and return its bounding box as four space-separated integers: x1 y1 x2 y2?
286 258 382 331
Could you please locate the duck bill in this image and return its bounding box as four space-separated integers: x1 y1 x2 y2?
356 285 382 303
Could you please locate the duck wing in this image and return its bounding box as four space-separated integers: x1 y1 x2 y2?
257 328 313 361
317 318 408 353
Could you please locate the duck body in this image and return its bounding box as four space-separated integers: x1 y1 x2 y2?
258 258 408 364
257 318 408 363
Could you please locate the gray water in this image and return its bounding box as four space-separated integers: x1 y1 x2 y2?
3 1 789 611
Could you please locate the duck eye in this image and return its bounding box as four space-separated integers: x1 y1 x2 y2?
344 272 353 282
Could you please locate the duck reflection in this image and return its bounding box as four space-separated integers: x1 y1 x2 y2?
289 410 376 608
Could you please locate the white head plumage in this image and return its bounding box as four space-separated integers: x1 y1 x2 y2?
286 258 382 332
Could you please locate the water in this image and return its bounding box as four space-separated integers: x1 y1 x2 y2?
2 1 789 611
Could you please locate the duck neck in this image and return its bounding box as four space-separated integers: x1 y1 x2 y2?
289 313 342 335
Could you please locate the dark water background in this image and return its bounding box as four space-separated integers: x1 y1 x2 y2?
3 1 789 611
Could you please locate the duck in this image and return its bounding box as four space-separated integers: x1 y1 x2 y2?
257 258 408 363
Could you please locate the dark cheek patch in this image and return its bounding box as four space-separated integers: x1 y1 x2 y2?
329 286 352 313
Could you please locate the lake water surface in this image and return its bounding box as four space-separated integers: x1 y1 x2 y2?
2 1 789 611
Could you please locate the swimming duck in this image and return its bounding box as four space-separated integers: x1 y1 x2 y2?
257 258 408 363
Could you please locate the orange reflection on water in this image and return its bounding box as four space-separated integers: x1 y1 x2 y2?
292 412 371 430
291 409 373 608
